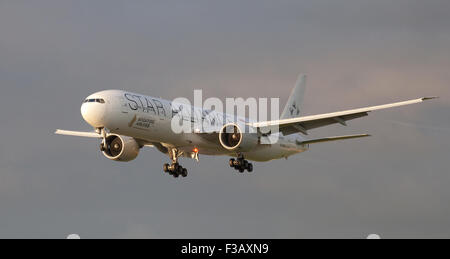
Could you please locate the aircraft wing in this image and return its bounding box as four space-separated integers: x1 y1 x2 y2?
55 129 102 138
250 97 437 136
55 129 154 147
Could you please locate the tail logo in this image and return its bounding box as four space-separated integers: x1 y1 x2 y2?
290 102 300 116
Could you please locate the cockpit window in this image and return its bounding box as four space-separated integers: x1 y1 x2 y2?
83 98 105 104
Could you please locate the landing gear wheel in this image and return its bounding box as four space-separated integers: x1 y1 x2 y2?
229 159 235 167
233 160 240 167
163 162 188 179
243 160 248 169
229 154 254 174
172 163 179 172
164 148 189 179
247 163 253 173
181 168 188 178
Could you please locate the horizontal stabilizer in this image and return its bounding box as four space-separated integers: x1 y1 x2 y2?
55 129 101 138
298 134 371 145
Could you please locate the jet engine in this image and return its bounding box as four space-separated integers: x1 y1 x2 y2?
102 134 140 162
219 123 258 152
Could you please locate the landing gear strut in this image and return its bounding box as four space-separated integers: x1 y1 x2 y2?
97 127 108 152
163 148 188 178
229 154 253 173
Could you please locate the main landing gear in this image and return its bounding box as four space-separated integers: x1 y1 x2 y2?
163 148 188 178
97 127 108 152
163 163 188 178
229 154 253 173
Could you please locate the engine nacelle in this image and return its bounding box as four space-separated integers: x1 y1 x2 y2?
219 123 258 152
102 134 140 162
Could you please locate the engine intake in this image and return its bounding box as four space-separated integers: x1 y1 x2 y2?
219 123 258 152
103 134 140 162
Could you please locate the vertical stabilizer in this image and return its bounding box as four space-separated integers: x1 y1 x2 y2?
281 74 307 119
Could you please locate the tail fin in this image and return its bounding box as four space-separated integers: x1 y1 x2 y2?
280 74 307 120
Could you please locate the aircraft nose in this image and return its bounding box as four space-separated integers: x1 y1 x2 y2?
81 98 107 128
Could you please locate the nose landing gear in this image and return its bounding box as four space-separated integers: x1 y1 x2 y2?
229 154 253 173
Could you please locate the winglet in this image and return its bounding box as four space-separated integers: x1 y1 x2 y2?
422 96 439 101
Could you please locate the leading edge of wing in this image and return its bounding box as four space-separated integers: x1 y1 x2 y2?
250 97 438 128
55 129 101 138
55 129 155 148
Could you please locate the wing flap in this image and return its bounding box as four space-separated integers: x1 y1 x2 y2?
281 112 369 134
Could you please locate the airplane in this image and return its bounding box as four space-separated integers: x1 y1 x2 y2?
55 74 436 178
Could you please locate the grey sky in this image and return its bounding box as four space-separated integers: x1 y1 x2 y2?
0 0 449 238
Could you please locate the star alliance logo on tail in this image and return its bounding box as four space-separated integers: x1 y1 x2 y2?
289 101 300 116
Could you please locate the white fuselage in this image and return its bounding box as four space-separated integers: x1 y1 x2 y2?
81 90 308 162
